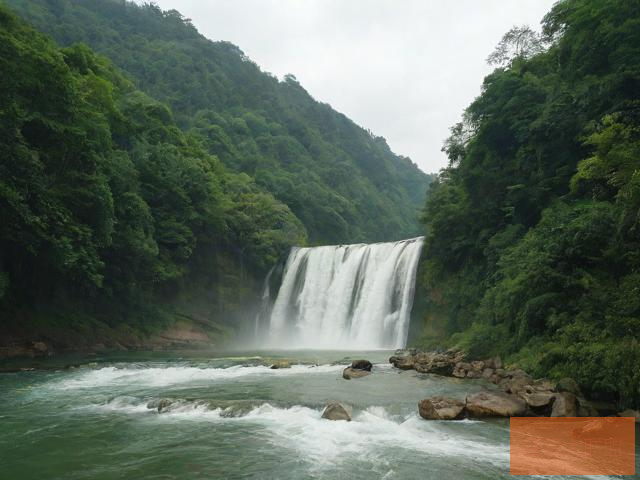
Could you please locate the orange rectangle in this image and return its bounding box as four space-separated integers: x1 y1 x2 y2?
510 417 635 475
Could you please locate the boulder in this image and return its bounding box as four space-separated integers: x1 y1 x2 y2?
550 392 577 417
321 402 352 421
481 368 494 379
532 378 555 392
270 360 291 369
413 351 458 376
555 377 581 396
418 396 465 420
500 370 533 395
618 409 640 423
521 392 555 409
470 360 485 372
351 359 372 371
147 398 173 413
389 353 415 370
342 367 370 379
466 391 527 417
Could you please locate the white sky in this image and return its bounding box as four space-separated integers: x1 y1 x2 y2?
152 0 556 173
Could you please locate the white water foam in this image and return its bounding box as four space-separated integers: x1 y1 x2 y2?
52 364 345 389
86 399 508 470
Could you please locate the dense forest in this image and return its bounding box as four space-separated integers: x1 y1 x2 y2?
418 0 640 408
4 0 429 245
0 1 429 348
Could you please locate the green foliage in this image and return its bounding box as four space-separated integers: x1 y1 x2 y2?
0 7 305 330
419 0 640 407
3 0 431 244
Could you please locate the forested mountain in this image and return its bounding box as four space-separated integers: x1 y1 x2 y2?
0 1 430 348
4 0 430 244
418 0 640 408
0 5 309 344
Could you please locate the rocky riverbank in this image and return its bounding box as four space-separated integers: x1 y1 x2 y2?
390 349 639 421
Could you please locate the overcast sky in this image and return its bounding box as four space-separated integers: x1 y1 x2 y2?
152 0 556 173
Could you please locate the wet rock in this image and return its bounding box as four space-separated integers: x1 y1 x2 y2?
618 409 640 423
481 368 494 379
414 352 455 375
500 370 533 395
550 392 577 417
147 398 174 413
555 377 581 396
321 402 352 421
522 392 555 409
270 360 291 369
351 359 372 371
466 391 527 417
452 368 467 378
418 396 465 420
532 378 555 392
470 360 485 372
342 367 370 379
389 353 415 370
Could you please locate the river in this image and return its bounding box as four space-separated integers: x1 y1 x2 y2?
1 349 636 479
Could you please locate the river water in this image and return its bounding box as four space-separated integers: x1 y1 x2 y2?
1 350 637 479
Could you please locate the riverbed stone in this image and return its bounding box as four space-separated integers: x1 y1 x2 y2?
481 368 494 379
550 392 577 417
522 391 555 409
351 359 372 371
147 398 174 413
342 367 370 379
389 353 415 370
270 360 291 369
466 391 527 417
418 396 465 420
321 402 352 421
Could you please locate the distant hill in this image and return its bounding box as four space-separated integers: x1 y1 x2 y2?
4 0 432 244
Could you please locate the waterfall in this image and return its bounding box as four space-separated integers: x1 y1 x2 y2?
262 237 424 349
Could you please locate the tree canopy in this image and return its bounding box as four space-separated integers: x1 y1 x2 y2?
419 0 640 408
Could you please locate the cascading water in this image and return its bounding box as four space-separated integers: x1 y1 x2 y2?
260 237 424 349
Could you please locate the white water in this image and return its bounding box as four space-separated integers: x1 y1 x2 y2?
264 237 424 349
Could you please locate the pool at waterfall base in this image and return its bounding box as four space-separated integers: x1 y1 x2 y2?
1 350 637 479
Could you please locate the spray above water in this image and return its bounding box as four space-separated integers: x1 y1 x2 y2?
258 237 424 349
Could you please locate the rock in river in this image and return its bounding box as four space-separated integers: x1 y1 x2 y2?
270 360 291 369
418 396 465 420
466 391 527 417
343 367 370 379
550 392 578 417
321 402 352 421
350 359 372 371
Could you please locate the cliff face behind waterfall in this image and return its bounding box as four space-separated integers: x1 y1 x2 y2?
0 2 432 354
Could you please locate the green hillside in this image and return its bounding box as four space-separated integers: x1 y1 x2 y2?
4 0 431 244
418 0 640 408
